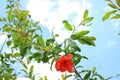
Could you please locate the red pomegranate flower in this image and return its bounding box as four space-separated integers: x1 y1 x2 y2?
55 54 74 73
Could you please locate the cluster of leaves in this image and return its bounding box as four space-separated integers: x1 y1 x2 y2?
0 53 18 80
103 0 120 21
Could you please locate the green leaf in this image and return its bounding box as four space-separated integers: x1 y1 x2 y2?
32 75 35 80
42 53 49 63
93 74 105 80
84 71 91 80
7 40 12 47
82 56 88 60
65 75 73 79
108 4 117 9
111 14 120 19
44 76 48 80
37 35 45 46
50 58 55 70
46 38 55 46
7 9 13 22
102 10 117 21
92 67 96 72
11 53 20 58
0 18 6 22
88 36 96 40
31 53 41 62
71 30 89 40
66 44 70 53
73 54 81 65
20 45 31 58
78 36 96 46
76 65 84 69
105 0 111 2
116 0 120 7
29 65 34 78
84 10 89 19
55 34 59 37
86 17 94 21
83 17 94 26
63 20 73 31
106 76 114 80
68 40 81 52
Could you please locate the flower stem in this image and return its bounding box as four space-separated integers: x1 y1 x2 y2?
74 67 83 80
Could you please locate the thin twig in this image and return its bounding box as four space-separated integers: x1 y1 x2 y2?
74 67 83 80
71 20 84 35
0 36 7 53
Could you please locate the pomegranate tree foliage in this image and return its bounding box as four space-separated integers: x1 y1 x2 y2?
0 0 119 80
103 0 120 21
103 0 120 35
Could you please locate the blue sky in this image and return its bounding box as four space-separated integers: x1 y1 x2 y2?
0 0 120 80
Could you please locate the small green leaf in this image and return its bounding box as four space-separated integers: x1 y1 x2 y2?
20 45 31 58
82 56 88 60
65 75 73 79
32 75 35 80
54 46 62 54
76 65 84 69
29 65 34 78
102 10 117 21
37 35 45 46
63 20 73 31
108 4 117 9
78 36 96 46
68 40 81 52
105 0 111 2
71 30 89 40
85 17 94 21
92 67 96 72
44 76 48 80
73 54 81 65
111 14 120 19
55 34 59 37
93 74 105 80
46 38 55 46
50 58 55 70
88 36 96 40
7 9 13 22
84 71 91 80
11 53 20 58
7 40 12 47
84 10 89 19
42 53 49 63
116 0 120 7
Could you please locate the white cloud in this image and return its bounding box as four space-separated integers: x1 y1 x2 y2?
106 40 117 47
27 0 92 43
17 77 30 80
81 0 92 9
111 20 120 30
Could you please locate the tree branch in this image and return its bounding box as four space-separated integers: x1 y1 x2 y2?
74 67 83 80
0 36 7 53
